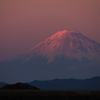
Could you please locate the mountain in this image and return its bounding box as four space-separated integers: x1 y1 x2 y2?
0 30 100 83
0 82 7 88
20 30 100 63
27 76 100 90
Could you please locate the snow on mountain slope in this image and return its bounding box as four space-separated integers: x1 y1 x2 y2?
21 30 100 63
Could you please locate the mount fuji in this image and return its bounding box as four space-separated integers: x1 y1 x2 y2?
0 30 100 83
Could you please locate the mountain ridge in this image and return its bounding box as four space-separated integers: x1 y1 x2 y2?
27 76 100 90
0 76 100 90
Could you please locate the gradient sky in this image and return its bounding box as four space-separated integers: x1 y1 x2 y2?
0 0 100 62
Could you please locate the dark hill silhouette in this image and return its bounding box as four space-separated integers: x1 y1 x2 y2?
1 83 40 90
0 76 100 90
27 76 100 90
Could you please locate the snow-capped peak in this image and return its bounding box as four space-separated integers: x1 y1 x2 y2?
21 30 100 63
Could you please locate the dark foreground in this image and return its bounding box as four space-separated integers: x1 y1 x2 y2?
0 90 100 100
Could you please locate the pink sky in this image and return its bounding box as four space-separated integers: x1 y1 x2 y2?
0 0 100 62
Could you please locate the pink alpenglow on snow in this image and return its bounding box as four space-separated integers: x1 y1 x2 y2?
22 30 100 63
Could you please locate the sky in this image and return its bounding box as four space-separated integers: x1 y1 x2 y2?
0 0 100 62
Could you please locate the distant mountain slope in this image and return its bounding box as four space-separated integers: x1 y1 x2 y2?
0 30 100 83
0 82 7 88
27 76 100 90
20 30 100 63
